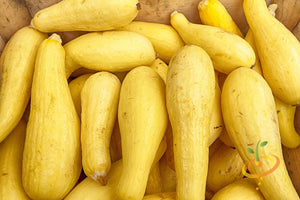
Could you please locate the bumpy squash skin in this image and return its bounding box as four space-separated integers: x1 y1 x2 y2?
32 0 139 32
0 27 47 143
81 72 121 184
170 12 255 74
166 45 215 200
22 35 81 200
221 67 299 200
0 120 30 200
64 31 155 78
243 0 300 105
116 66 168 200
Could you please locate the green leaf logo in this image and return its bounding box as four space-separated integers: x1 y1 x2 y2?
260 141 268 147
246 147 254 154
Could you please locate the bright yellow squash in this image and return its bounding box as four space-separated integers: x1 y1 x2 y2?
116 66 168 200
0 26 46 143
64 31 155 78
243 0 300 105
150 58 169 84
81 72 121 184
32 0 139 32
0 120 29 200
221 67 299 200
275 97 300 148
166 45 215 200
22 34 81 200
198 0 243 37
170 12 255 74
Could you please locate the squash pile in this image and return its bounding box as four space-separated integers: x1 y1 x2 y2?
0 0 300 200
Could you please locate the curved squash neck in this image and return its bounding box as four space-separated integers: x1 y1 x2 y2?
244 0 272 21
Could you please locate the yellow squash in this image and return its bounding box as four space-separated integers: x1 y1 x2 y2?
244 30 263 75
166 45 215 200
170 12 255 74
81 72 121 184
68 73 93 117
211 178 265 200
209 72 223 145
118 21 184 63
221 67 299 200
32 0 139 32
146 137 167 195
207 143 244 192
22 34 81 200
163 73 223 171
150 58 169 84
66 131 166 200
244 3 278 76
64 31 155 78
0 26 46 143
243 0 300 105
117 66 168 200
0 120 29 200
275 97 300 148
198 0 243 37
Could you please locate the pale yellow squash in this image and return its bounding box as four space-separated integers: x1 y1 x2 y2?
0 26 46 143
244 0 300 105
81 72 121 184
170 12 255 74
64 31 155 78
150 58 169 84
116 66 168 200
22 34 81 200
275 97 300 148
32 0 139 32
68 73 93 117
166 45 215 200
221 67 299 200
0 120 29 200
